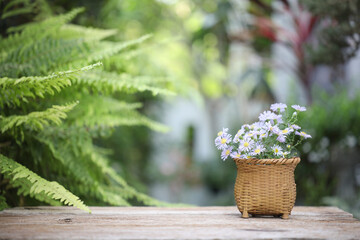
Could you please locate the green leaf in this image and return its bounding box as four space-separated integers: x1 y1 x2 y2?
0 62 102 106
0 154 90 213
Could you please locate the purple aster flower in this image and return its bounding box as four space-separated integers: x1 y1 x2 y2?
242 124 251 131
277 134 286 143
230 151 241 159
264 122 280 135
221 147 233 161
239 137 254 152
291 105 306 112
258 111 278 122
252 121 265 131
259 129 268 139
240 154 252 159
217 128 229 137
270 103 287 113
290 124 301 130
252 144 265 156
215 133 232 150
271 145 283 156
233 129 245 143
274 114 284 124
281 128 293 135
295 131 312 139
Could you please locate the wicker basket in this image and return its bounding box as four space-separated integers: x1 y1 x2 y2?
234 157 300 219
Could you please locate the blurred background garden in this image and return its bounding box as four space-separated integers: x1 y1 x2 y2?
0 0 359 218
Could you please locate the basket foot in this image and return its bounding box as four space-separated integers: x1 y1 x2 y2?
241 210 249 218
281 213 289 219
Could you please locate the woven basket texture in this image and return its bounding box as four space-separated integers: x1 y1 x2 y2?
234 157 300 218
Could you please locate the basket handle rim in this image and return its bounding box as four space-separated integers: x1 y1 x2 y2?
233 157 301 165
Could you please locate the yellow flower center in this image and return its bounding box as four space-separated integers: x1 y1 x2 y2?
221 138 227 144
255 149 260 154
275 149 279 153
282 129 288 134
301 131 306 135
270 127 273 131
244 142 249 147
217 131 223 136
225 150 230 155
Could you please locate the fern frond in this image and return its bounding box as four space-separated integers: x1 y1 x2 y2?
0 154 90 212
96 186 131 206
0 38 91 77
67 96 168 132
89 149 128 187
77 71 176 96
0 102 78 139
55 24 118 41
0 62 102 106
2 1 36 20
0 7 84 57
88 149 172 206
35 129 131 206
65 35 152 68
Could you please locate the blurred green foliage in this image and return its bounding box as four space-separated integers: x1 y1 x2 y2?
301 0 360 66
297 90 360 217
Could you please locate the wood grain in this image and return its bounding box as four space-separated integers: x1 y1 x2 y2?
0 206 359 239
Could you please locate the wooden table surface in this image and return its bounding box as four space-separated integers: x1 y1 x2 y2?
0 206 359 240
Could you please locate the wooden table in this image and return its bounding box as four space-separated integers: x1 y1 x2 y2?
0 206 359 239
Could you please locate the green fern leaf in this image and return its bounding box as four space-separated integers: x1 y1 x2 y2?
64 35 152 69
0 154 90 212
77 71 176 96
35 129 131 206
67 96 169 132
0 62 102 106
55 24 118 41
0 8 84 56
0 102 78 139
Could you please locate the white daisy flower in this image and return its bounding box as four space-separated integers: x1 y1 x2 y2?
291 105 306 112
239 137 254 152
252 121 265 131
270 103 287 113
264 122 280 135
215 133 232 150
245 131 256 139
217 128 229 137
259 129 268 139
271 145 283 156
252 144 265 156
233 129 245 143
295 131 312 139
277 134 286 143
240 154 252 159
230 151 241 159
281 128 293 135
259 111 278 122
290 124 301 130
221 147 233 161
282 151 290 158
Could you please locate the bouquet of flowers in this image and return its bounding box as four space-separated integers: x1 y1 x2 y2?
215 103 312 160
